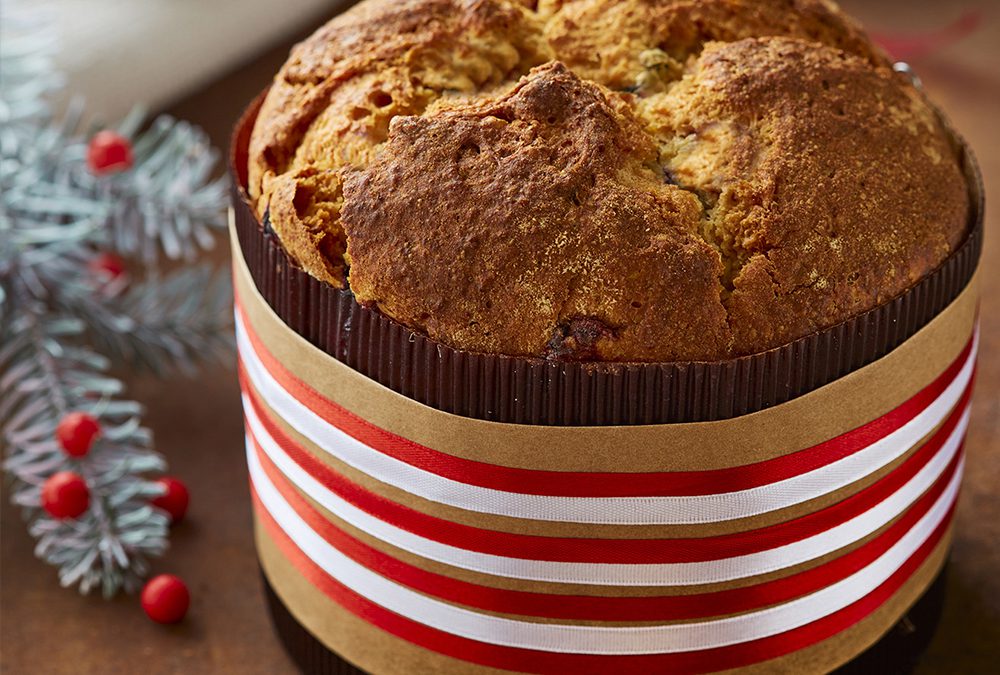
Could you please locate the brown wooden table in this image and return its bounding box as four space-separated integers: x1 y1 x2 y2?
2 2 997 672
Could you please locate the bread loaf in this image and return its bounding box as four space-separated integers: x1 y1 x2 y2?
248 0 969 361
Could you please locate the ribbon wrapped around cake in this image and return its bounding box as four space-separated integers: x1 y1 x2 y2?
229 93 983 674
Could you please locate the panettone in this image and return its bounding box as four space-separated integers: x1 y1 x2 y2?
247 0 969 361
233 4 983 672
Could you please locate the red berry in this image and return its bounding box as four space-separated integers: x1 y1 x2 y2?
89 252 127 282
56 412 101 458
87 130 133 174
141 574 190 624
41 472 90 519
151 477 190 524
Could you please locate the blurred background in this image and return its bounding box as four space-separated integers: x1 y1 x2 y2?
1 0 997 673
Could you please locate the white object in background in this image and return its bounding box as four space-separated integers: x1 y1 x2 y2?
32 0 350 120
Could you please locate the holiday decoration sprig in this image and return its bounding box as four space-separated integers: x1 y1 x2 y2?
0 3 230 599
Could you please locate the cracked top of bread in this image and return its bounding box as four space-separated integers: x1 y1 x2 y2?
247 0 970 362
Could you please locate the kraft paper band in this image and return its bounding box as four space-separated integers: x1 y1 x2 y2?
241 345 963 667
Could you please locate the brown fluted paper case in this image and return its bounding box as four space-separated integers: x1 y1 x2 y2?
230 92 983 674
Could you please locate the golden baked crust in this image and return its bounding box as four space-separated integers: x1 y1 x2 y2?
645 38 969 354
342 62 730 360
248 0 970 361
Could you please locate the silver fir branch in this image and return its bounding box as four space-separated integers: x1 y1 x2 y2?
0 2 232 597
1 310 169 596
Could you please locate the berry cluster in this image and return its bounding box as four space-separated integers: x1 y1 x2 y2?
43 412 191 623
